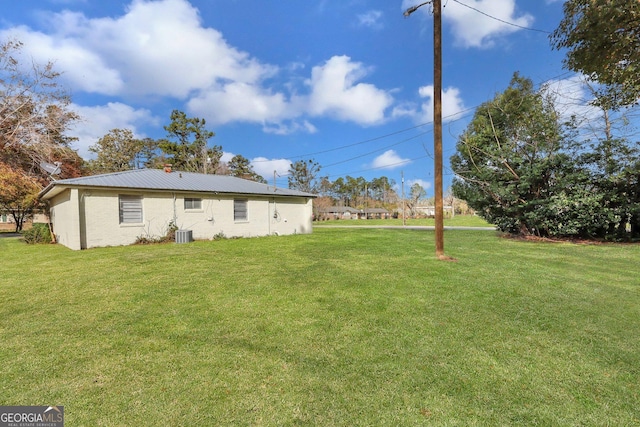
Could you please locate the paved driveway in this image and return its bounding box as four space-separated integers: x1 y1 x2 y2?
0 232 21 238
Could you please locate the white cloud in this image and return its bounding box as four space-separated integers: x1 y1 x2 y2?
220 152 235 164
446 0 535 48
263 121 318 136
1 0 276 99
70 102 157 158
371 150 412 170
393 85 466 124
0 26 124 95
250 157 292 180
357 10 383 29
305 55 393 125
407 178 432 191
188 81 292 126
401 0 534 48
188 55 394 129
55 0 274 98
3 0 398 145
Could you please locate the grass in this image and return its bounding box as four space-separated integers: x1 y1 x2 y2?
1 229 639 426
314 214 492 228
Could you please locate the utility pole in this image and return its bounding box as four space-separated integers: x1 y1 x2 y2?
404 0 446 259
401 171 406 226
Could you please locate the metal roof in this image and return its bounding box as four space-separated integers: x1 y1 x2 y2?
39 169 316 199
317 206 360 214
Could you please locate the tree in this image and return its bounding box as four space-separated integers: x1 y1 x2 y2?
0 39 80 179
560 96 640 239
0 163 42 231
550 0 640 108
451 73 640 240
369 176 397 206
317 176 333 198
332 177 348 205
158 110 221 173
287 159 320 193
88 128 156 173
226 154 266 183
136 137 162 170
312 196 334 221
407 183 426 217
450 74 568 236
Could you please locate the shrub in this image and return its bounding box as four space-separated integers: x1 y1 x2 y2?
22 223 52 244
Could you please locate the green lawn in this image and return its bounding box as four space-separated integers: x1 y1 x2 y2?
1 229 639 426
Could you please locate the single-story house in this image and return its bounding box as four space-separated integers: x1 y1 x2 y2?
316 206 359 220
38 168 316 250
0 212 49 231
414 205 455 218
361 208 390 220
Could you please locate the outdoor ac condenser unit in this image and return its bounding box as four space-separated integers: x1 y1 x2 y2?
175 229 193 244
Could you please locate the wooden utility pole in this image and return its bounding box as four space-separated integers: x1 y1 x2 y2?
433 0 445 258
404 0 447 259
401 171 406 226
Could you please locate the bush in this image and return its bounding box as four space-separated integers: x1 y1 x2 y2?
134 220 181 245
22 223 52 244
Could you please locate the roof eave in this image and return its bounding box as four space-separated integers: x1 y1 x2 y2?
38 182 316 200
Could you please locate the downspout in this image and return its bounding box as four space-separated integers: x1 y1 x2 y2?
268 197 272 235
172 193 177 224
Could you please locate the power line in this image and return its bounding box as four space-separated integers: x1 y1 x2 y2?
255 72 611 181
324 155 430 179
451 0 551 34
251 120 434 163
321 131 430 169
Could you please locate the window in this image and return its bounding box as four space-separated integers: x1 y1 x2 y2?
234 199 248 221
184 198 202 210
119 195 143 224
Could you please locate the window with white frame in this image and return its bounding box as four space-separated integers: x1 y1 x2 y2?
184 198 202 210
119 195 143 224
234 199 248 221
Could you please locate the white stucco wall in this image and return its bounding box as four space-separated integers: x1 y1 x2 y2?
49 188 83 250
49 188 313 249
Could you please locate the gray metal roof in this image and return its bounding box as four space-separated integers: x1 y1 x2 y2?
317 206 360 214
39 169 316 199
364 208 390 213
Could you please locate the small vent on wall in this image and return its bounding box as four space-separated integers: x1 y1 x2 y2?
175 229 193 244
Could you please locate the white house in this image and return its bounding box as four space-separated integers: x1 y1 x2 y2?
38 168 316 250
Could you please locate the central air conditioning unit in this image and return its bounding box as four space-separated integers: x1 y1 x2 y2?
175 229 193 244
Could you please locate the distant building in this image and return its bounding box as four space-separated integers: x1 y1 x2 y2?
360 208 390 219
316 206 360 220
414 205 454 218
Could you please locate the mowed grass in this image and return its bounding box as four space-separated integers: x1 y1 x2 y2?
1 229 639 426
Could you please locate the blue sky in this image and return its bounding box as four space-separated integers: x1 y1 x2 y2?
2 0 587 192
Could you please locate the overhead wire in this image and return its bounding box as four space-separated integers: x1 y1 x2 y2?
256 51 630 182
451 0 552 34
272 80 584 180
